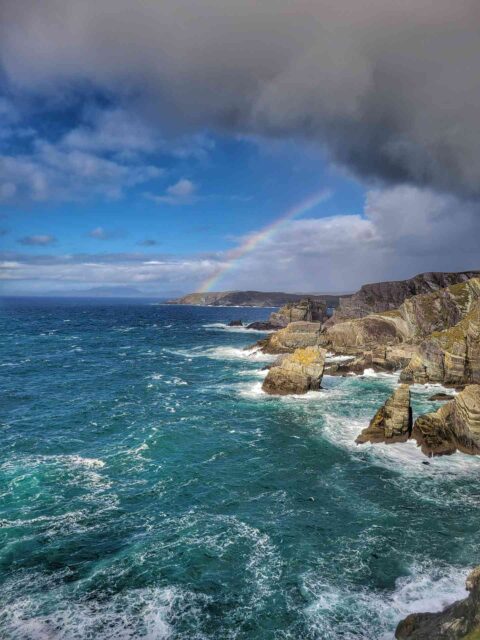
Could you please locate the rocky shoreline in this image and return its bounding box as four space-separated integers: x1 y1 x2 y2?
223 270 480 637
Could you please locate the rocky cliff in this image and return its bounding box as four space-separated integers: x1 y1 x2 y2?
320 278 480 358
329 271 480 325
262 346 326 395
400 300 480 387
396 566 480 639
412 385 480 456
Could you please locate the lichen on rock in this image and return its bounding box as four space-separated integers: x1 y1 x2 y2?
262 346 326 395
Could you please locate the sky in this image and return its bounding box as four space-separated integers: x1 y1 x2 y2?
1 0 479 297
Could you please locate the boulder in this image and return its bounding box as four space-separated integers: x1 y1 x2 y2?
262 346 326 395
395 566 480 639
261 321 322 354
228 319 244 327
356 385 412 444
412 385 480 456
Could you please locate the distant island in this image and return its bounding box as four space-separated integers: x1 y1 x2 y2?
166 290 347 308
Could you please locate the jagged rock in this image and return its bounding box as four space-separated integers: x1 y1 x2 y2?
228 319 243 326
245 321 276 330
395 566 480 639
428 393 456 401
328 270 480 326
356 385 412 444
262 346 326 395
400 300 480 387
412 385 480 456
268 298 327 328
261 321 322 354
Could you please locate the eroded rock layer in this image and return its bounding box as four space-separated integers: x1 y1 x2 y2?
400 301 480 387
356 385 412 444
330 270 480 325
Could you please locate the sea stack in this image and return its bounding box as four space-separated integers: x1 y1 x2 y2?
356 384 412 444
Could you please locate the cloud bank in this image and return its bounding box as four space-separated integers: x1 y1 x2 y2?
2 186 479 295
1 0 480 196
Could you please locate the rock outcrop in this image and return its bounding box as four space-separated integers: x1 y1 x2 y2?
395 566 480 639
356 385 412 444
262 346 326 395
400 301 480 387
325 346 417 376
412 385 480 456
268 298 328 328
329 270 480 325
259 321 322 354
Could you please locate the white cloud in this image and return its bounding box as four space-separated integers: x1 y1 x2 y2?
147 178 197 205
2 186 479 295
0 140 163 202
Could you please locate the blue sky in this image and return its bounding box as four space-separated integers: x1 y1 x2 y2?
1 1 479 296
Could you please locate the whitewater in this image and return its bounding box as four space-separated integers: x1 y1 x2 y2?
1 298 479 639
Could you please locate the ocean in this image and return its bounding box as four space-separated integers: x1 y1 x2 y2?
1 297 479 639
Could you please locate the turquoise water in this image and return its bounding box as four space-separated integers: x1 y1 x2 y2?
1 297 479 639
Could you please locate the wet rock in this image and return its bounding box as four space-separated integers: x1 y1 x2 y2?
395 566 480 639
246 321 276 330
262 346 326 395
228 319 244 326
356 384 412 444
428 393 456 401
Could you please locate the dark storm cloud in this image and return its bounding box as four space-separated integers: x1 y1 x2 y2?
1 1 479 195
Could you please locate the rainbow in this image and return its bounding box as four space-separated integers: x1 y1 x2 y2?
197 188 331 293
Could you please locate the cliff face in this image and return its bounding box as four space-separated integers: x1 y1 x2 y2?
167 290 341 308
329 271 480 325
412 385 480 456
321 278 480 358
400 301 480 386
396 566 480 639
